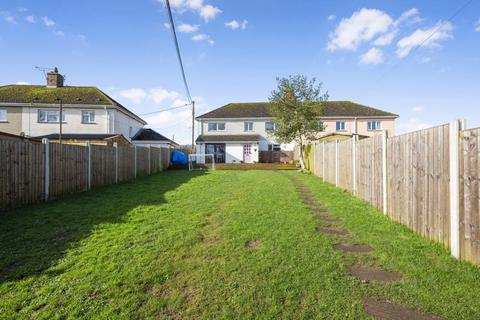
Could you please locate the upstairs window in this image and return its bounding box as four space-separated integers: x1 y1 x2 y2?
38 110 65 123
82 111 95 123
208 122 226 131
367 120 381 131
244 122 253 132
0 109 6 122
336 121 346 131
265 121 277 131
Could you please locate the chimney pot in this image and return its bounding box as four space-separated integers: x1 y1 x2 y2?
47 67 64 88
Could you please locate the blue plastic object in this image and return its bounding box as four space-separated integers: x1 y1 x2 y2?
171 150 188 165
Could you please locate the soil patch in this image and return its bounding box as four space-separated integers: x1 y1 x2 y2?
364 298 443 320
349 265 401 282
333 243 373 253
245 240 261 249
316 227 350 236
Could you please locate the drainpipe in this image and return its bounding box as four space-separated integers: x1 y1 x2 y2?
104 106 109 133
353 117 358 134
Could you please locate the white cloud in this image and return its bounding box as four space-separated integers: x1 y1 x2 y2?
412 106 425 112
327 8 393 51
199 4 222 22
359 47 384 65
397 117 432 134
420 56 431 63
119 88 147 104
225 19 248 30
396 21 453 58
41 16 56 27
393 8 419 27
192 33 214 44
53 30 65 37
17 7 28 12
148 88 181 105
373 30 397 46
15 81 30 85
25 15 35 23
327 14 336 21
4 15 17 24
177 23 199 33
475 19 480 32
162 0 221 22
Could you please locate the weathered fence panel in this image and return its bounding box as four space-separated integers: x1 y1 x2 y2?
0 139 171 210
309 122 480 265
459 128 480 264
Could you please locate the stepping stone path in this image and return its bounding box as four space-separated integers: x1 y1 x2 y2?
282 173 443 320
364 299 443 320
348 265 402 282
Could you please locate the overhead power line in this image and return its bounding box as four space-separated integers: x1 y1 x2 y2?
139 103 191 117
380 0 474 79
164 0 192 104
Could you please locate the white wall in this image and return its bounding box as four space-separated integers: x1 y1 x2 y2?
113 110 144 140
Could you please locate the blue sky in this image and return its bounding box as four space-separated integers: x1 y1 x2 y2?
1 0 479 144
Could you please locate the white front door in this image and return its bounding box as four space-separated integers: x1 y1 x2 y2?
243 144 252 163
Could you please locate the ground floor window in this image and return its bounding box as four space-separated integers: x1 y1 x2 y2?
268 144 281 151
205 143 226 163
0 109 6 122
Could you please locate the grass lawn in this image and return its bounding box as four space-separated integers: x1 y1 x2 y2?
1 170 479 319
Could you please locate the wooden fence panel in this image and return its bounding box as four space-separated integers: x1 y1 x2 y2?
160 148 170 171
338 139 353 192
118 146 135 182
460 128 480 264
136 146 150 176
49 143 88 198
355 135 383 210
150 147 161 173
324 142 336 184
91 145 116 188
0 140 45 209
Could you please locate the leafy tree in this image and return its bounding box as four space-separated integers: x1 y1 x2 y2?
269 75 328 169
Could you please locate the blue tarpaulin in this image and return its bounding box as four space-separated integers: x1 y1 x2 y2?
171 150 188 165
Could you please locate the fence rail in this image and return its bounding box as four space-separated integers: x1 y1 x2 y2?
311 120 480 265
0 139 171 210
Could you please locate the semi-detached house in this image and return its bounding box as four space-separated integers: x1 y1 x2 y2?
195 102 398 164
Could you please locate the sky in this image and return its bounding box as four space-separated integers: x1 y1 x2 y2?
1 0 479 144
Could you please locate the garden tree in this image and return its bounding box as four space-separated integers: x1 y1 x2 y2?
269 75 328 169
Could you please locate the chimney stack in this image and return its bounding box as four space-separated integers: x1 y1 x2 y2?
46 67 64 88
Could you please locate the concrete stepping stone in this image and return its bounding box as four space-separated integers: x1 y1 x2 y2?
316 226 350 236
364 298 443 320
349 265 401 282
333 243 373 253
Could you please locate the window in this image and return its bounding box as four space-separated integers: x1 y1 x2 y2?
244 122 253 132
0 109 6 122
208 122 226 131
268 144 281 151
367 120 382 131
265 121 277 131
82 111 95 123
336 121 346 131
38 110 65 123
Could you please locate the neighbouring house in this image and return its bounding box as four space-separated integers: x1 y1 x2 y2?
0 68 146 142
195 101 398 164
316 132 369 143
131 128 179 148
31 133 131 146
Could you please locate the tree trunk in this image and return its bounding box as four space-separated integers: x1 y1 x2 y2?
299 140 306 170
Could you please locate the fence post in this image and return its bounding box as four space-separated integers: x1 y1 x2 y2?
449 119 466 259
352 135 357 195
42 138 50 201
322 141 325 180
335 139 339 187
148 144 151 175
113 142 118 184
134 145 137 178
382 130 388 215
86 141 91 190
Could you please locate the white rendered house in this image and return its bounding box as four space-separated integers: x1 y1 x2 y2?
195 102 398 164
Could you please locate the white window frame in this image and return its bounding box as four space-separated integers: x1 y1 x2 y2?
244 121 254 132
336 121 346 132
0 109 7 122
81 110 96 124
265 121 277 131
367 120 382 131
38 110 65 123
208 122 226 132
